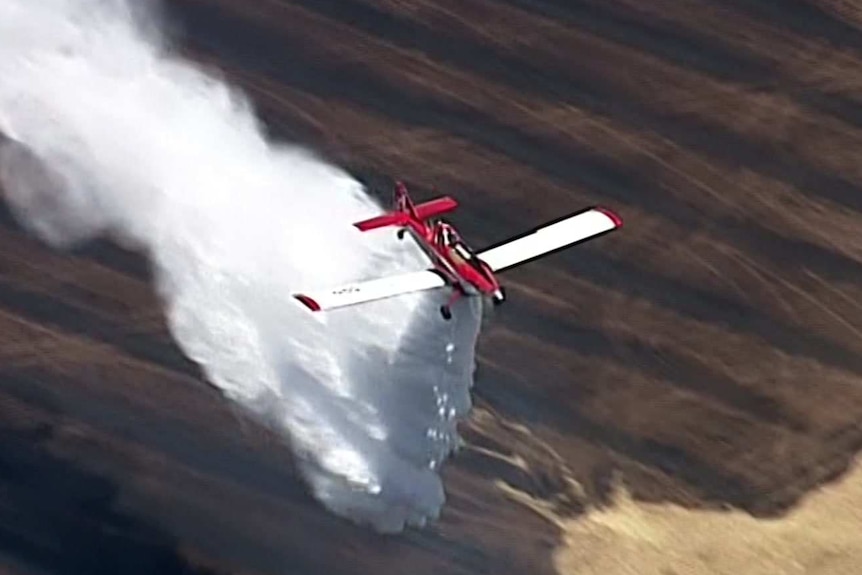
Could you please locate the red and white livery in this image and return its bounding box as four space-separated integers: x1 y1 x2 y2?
293 182 622 320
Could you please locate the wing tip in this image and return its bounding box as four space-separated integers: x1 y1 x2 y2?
594 206 623 228
294 294 322 311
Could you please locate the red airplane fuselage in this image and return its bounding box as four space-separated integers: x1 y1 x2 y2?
353 182 505 315
404 214 502 298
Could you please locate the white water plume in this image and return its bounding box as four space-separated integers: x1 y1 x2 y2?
0 0 482 532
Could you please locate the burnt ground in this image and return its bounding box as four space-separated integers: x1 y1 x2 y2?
2 0 862 573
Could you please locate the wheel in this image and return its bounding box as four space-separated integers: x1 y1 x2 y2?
397 229 406 240
492 287 506 306
440 305 452 320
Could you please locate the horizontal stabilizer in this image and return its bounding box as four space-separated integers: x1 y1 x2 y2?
353 212 410 232
477 207 622 272
352 195 458 232
293 269 447 312
413 196 458 220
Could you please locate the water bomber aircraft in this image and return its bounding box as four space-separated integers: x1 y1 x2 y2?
293 182 622 320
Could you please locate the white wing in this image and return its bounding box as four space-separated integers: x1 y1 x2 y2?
293 269 446 312
477 207 621 272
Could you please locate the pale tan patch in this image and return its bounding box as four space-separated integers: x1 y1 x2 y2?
553 461 862 575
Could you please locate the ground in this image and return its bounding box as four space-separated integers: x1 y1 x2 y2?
1 0 862 573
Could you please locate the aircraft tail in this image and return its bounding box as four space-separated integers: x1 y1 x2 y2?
353 181 458 232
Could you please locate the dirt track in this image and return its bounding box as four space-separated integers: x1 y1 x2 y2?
2 1 862 573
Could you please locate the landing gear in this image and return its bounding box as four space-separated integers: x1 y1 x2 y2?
440 305 452 320
440 288 462 321
492 287 506 306
397 229 406 240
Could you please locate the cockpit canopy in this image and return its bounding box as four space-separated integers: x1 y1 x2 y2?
452 241 473 261
441 225 459 246
435 220 458 245
436 221 476 260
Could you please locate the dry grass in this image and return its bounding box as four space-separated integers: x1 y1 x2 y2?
554 458 862 575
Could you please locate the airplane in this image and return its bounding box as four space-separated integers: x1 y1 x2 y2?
293 181 622 320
